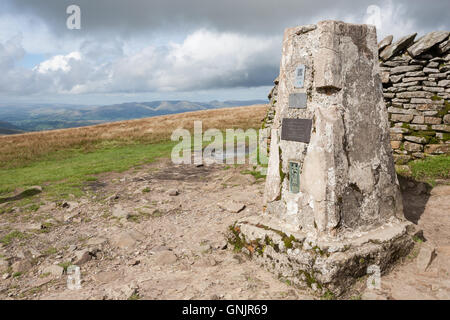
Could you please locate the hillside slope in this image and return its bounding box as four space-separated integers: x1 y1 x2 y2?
0 121 24 135
0 100 267 132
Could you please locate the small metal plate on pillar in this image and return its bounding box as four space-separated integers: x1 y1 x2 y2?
289 93 307 109
289 162 300 194
294 64 306 88
281 118 312 143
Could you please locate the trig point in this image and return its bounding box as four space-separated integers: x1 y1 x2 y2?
228 20 415 295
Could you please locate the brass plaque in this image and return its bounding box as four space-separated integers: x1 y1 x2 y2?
281 118 312 143
289 162 300 193
289 93 307 109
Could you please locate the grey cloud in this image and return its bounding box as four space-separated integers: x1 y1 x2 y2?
3 0 403 36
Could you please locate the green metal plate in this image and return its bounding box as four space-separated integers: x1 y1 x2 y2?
289 161 300 194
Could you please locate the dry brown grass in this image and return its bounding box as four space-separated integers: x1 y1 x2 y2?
0 105 267 169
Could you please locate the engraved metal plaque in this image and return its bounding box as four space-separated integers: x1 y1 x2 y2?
294 64 306 88
289 162 300 194
289 93 307 109
281 118 312 143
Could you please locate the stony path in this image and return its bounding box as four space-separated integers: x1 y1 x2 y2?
0 160 448 300
361 183 450 300
0 161 312 300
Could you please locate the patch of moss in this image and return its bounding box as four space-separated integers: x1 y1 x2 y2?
298 270 323 290
278 147 285 182
431 95 443 101
312 246 327 257
321 290 336 300
411 130 435 137
227 223 246 252
283 235 296 249
436 100 450 118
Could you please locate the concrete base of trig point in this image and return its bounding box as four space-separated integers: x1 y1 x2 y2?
228 20 416 296
228 215 414 296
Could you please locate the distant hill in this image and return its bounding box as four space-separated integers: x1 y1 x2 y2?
0 121 25 135
0 100 267 132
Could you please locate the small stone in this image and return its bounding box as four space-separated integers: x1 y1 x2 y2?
109 231 143 250
42 265 64 278
423 68 440 74
11 259 32 273
218 201 246 213
424 117 442 125
112 205 130 219
407 31 450 57
404 136 426 144
411 116 424 124
431 125 450 132
389 75 404 83
208 256 217 266
391 114 413 123
0 259 10 273
444 114 450 124
378 35 393 52
94 271 121 283
404 141 423 152
380 33 417 61
153 250 178 266
390 141 401 149
74 249 93 265
416 243 437 272
425 144 450 154
167 189 179 196
390 65 423 75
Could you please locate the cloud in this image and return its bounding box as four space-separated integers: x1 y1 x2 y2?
5 0 449 39
0 30 280 95
1 0 449 103
34 52 81 73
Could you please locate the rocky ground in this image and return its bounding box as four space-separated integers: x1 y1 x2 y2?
0 159 449 300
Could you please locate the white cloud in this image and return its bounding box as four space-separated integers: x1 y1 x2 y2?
34 52 81 74
0 29 280 96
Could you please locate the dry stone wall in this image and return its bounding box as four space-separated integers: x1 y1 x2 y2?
264 30 450 164
379 31 450 163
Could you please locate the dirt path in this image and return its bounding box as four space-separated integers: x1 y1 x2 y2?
0 160 449 300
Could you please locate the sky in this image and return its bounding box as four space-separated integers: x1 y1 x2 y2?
0 0 449 106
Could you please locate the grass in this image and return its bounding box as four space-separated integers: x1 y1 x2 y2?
0 105 267 200
0 105 267 169
409 155 450 182
241 168 266 181
0 230 27 245
58 261 72 273
0 141 177 198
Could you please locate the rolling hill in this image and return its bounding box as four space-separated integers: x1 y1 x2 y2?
0 100 267 132
0 121 25 135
